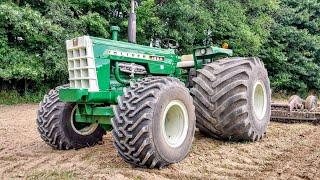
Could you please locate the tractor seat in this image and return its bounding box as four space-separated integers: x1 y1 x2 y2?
177 54 195 68
181 54 194 61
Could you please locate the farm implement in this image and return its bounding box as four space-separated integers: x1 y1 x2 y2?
36 1 271 168
271 95 320 124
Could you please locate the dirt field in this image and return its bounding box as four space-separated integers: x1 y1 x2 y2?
0 104 319 180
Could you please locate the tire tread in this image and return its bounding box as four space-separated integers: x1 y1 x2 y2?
36 85 103 150
191 57 269 141
112 77 192 168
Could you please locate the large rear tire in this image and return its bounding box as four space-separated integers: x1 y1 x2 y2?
112 77 195 168
191 57 271 141
36 86 105 150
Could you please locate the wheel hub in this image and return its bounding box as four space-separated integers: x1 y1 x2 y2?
253 81 267 120
70 105 98 136
162 100 189 148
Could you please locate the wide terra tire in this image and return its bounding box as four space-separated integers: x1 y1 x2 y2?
36 86 105 150
191 57 271 141
112 77 195 168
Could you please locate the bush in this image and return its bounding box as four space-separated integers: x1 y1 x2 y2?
0 0 319 104
0 90 46 105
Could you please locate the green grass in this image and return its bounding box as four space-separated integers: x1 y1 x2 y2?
272 91 320 101
0 90 46 105
0 90 316 105
272 92 290 101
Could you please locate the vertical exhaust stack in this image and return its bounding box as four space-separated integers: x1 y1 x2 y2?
128 0 136 43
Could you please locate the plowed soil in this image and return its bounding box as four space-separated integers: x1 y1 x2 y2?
0 104 319 179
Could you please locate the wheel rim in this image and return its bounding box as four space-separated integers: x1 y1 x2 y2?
161 100 189 148
252 81 267 120
70 105 98 136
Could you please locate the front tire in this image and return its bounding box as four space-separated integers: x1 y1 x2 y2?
36 86 105 150
112 77 195 168
191 57 271 141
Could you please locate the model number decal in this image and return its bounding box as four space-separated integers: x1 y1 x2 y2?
105 50 164 61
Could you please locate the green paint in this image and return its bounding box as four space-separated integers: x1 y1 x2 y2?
193 46 233 69
59 32 233 127
60 89 123 103
59 88 88 102
110 26 120 41
75 105 113 130
96 61 110 90
75 105 113 123
115 62 130 85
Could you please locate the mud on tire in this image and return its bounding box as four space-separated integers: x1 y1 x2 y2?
191 57 271 141
112 77 195 168
36 86 105 150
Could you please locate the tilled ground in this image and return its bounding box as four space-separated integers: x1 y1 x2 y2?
0 104 319 179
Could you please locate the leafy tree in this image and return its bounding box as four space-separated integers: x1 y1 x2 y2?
0 0 319 97
260 0 320 94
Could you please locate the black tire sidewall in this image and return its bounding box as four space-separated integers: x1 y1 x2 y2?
152 84 195 163
61 103 104 148
247 62 271 133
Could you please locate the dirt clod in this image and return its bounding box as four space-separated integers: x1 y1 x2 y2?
0 104 319 179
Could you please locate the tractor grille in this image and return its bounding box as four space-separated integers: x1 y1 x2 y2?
66 36 99 92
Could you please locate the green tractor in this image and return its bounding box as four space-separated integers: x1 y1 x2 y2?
36 1 271 168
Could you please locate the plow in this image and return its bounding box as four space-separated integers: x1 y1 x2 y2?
271 95 320 124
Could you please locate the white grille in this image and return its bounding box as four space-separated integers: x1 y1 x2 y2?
66 36 99 92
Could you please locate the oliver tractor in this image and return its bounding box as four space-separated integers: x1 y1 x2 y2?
36 1 271 168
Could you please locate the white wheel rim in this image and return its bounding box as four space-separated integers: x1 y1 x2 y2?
252 81 267 120
70 105 98 136
161 100 189 148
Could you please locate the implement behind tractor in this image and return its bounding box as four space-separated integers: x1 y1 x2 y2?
36 1 271 168
271 95 320 124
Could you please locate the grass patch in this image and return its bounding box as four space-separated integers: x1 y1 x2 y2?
135 176 142 180
26 170 76 180
272 92 320 102
272 92 290 102
0 90 46 105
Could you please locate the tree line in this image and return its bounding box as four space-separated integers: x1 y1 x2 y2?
0 0 319 95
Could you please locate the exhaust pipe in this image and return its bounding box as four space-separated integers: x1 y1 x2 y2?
128 0 136 43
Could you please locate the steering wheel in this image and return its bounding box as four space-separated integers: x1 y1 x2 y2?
162 38 180 49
